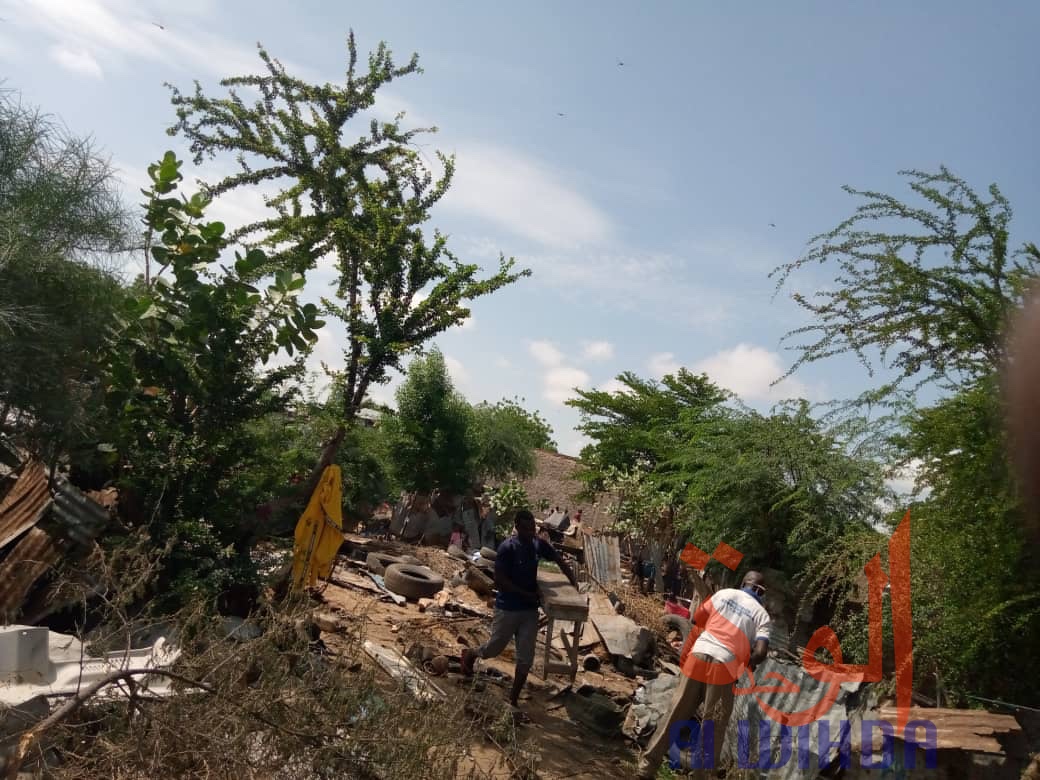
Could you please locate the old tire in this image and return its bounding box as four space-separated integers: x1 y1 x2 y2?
366 552 407 576
383 564 445 600
401 554 422 565
447 545 469 561
479 546 497 561
661 613 691 640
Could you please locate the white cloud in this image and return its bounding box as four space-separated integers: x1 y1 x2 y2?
598 378 630 395
443 355 470 388
543 366 589 405
445 143 611 249
581 340 614 361
561 433 591 458
647 352 681 378
456 237 735 331
20 0 287 80
886 459 923 496
494 355 512 369
49 45 103 78
692 343 809 402
529 340 565 367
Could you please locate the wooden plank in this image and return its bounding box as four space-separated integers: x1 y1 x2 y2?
537 569 588 618
868 706 1021 755
363 640 445 701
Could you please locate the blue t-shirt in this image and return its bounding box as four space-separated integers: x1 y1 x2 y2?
494 536 557 611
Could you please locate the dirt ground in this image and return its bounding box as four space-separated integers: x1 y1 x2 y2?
314 543 647 779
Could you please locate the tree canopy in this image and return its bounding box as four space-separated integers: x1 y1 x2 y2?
166 35 528 422
0 91 132 463
777 167 1040 705
773 167 1040 398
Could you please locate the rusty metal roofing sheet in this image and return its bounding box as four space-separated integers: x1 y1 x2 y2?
865 706 1022 754
0 526 62 616
584 534 622 586
0 463 51 549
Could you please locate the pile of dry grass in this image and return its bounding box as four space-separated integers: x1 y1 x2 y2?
5 535 521 780
613 583 671 641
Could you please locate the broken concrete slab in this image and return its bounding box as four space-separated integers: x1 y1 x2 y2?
623 673 680 743
589 593 654 668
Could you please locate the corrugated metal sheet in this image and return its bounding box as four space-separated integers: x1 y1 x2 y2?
584 533 622 586
0 527 62 615
0 463 110 618
50 475 109 546
721 656 865 778
0 463 51 549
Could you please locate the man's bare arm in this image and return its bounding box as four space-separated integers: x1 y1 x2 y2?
749 638 769 670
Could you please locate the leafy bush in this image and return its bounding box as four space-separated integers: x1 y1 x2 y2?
101 152 323 606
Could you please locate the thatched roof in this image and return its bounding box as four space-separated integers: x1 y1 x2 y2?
514 450 618 531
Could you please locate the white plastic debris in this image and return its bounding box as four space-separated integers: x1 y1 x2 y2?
0 625 180 707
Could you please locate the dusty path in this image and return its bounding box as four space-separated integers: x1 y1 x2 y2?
316 552 641 779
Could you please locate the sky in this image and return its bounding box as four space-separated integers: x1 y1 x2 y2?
3 0 1040 457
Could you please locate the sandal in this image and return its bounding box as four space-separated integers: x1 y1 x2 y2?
509 707 532 724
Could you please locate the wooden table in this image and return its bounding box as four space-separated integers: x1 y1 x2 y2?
537 569 590 681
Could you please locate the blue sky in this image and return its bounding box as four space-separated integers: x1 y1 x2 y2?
3 1 1040 456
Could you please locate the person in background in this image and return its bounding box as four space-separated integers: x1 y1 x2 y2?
632 548 646 593
642 558 657 594
461 510 578 721
448 521 469 550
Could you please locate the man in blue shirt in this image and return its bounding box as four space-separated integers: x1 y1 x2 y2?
461 509 578 717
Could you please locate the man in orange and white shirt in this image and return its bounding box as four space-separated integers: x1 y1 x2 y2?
637 570 771 777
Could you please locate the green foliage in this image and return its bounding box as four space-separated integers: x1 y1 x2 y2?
166 34 528 422
380 349 475 494
568 369 728 493
471 397 555 481
895 377 1040 703
571 365 888 591
601 465 674 542
486 479 530 535
102 152 323 605
0 90 130 271
773 167 1040 396
667 402 889 579
778 168 1040 704
0 90 132 462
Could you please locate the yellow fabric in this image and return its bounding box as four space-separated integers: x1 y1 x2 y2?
290 465 344 591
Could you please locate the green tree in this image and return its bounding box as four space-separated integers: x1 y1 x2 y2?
103 152 323 604
0 91 132 464
772 167 1040 397
380 349 475 495
667 402 888 579
567 369 728 492
895 379 1040 703
775 167 1040 704
165 35 527 447
471 397 556 481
